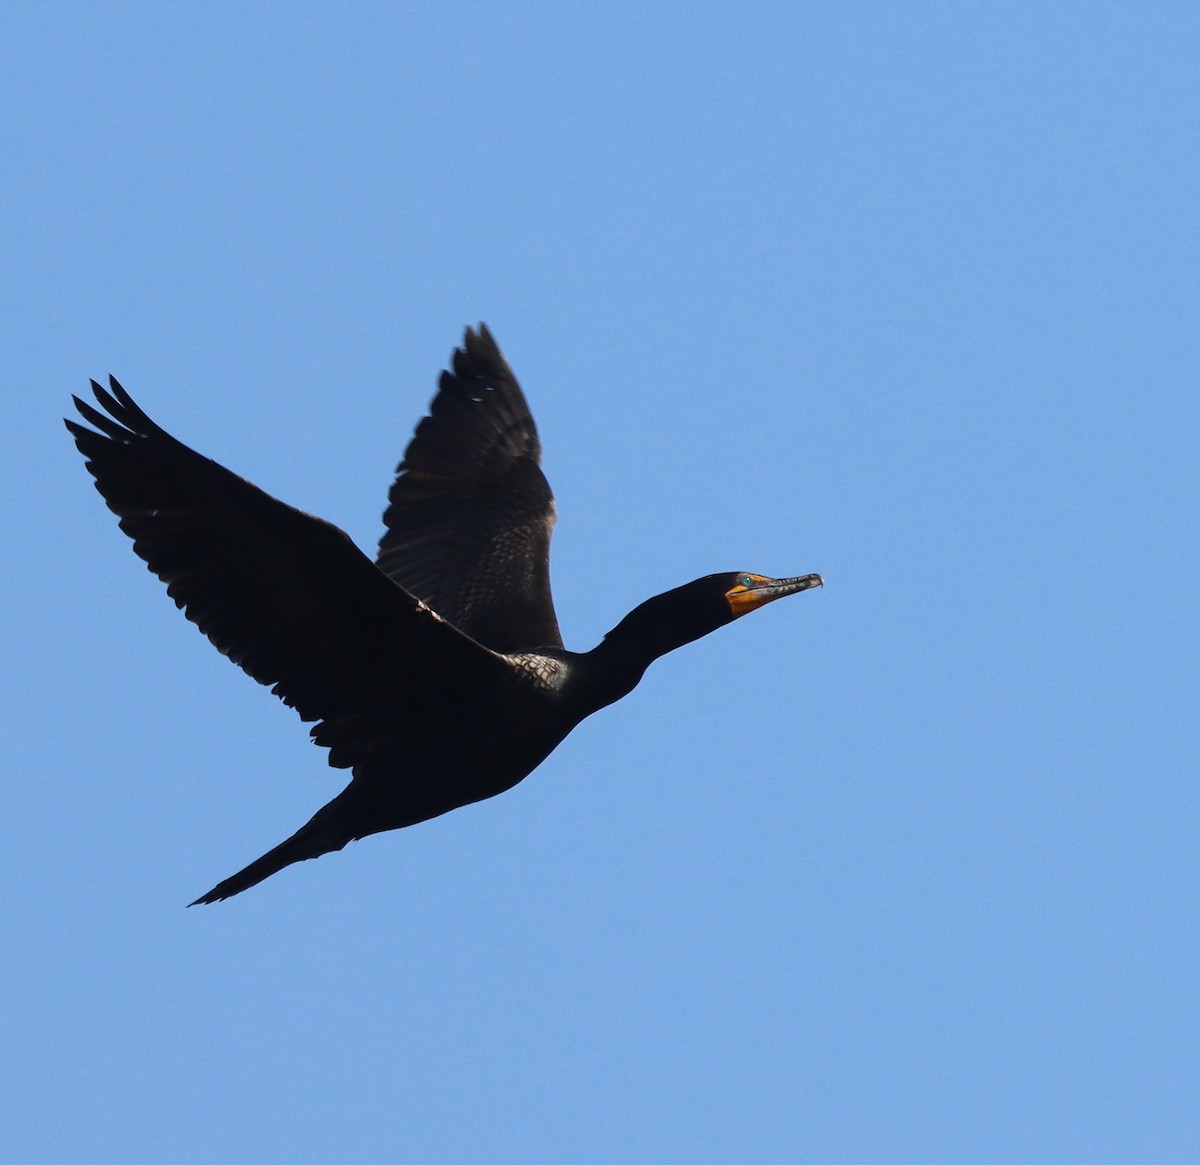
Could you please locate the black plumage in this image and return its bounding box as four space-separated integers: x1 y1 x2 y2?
65 326 823 904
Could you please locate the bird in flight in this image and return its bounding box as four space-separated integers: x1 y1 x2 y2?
66 326 823 904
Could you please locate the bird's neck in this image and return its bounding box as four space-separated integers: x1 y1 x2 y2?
575 595 709 711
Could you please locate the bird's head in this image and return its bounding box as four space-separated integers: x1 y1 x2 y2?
602 570 824 663
720 571 825 620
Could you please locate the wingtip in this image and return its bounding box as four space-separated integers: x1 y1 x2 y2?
188 880 231 906
64 395 88 430
108 374 132 405
464 321 496 348
89 377 120 412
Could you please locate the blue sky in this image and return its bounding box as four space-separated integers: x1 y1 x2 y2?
6 2 1198 1161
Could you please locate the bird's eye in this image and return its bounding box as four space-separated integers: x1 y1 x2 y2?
738 574 753 587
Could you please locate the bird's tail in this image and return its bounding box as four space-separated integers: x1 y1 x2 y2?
189 791 361 905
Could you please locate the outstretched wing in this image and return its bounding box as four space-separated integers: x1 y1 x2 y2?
65 377 510 776
376 325 562 653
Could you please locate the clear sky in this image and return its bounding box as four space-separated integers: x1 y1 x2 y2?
6 2 1198 1161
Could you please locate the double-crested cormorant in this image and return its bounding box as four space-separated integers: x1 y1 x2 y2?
66 326 823 904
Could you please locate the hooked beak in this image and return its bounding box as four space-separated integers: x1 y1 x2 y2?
725 573 824 617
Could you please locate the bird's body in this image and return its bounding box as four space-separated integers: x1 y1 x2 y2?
66 326 822 903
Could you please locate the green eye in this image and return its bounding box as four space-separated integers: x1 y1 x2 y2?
738 574 753 587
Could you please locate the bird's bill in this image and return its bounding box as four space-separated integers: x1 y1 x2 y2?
724 572 824 617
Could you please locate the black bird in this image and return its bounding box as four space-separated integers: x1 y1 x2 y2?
66 326 823 904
